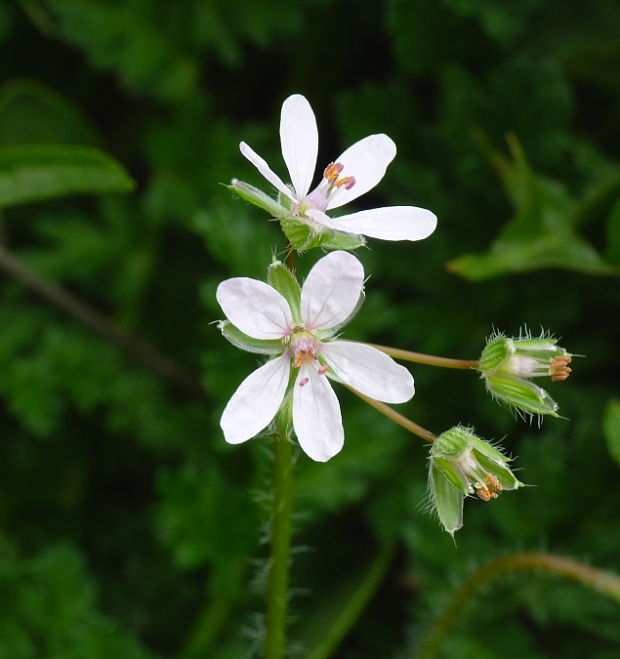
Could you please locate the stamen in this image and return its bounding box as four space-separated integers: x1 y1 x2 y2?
318 365 329 375
550 355 572 382
323 162 344 182
298 377 310 387
335 176 356 190
476 474 503 501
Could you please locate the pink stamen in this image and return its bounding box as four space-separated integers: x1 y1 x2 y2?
318 365 329 375
298 377 310 387
336 176 356 190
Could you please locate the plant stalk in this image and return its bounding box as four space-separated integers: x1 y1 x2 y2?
346 386 437 443
264 431 295 659
368 343 479 370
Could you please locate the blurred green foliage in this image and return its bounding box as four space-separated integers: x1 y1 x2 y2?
1 0 619 657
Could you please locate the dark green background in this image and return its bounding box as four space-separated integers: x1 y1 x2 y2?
1 1 619 657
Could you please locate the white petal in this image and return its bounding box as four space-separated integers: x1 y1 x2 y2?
301 251 364 331
322 341 414 403
326 134 396 210
293 367 343 461
221 355 291 444
324 206 437 241
239 141 293 200
217 277 292 340
280 94 318 200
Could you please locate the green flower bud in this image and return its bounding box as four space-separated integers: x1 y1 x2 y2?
479 331 573 418
428 425 523 535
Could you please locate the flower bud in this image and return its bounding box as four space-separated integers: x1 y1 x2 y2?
428 425 523 535
479 331 573 418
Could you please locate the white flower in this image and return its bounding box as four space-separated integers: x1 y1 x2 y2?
216 251 415 462
235 94 437 244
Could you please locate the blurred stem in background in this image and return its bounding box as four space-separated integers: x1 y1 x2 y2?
308 541 398 659
0 242 205 397
416 553 620 659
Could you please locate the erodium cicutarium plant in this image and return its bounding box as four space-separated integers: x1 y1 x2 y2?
215 94 577 658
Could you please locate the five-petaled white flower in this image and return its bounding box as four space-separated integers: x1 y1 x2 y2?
235 94 437 244
217 251 414 462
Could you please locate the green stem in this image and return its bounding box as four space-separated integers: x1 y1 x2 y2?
308 542 398 659
264 431 295 659
416 552 620 659
368 343 479 370
346 385 437 443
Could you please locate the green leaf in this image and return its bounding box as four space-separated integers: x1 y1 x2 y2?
603 399 620 468
0 78 98 147
448 136 619 280
0 144 134 208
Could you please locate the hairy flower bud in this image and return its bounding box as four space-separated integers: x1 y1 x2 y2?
427 425 523 535
479 331 573 418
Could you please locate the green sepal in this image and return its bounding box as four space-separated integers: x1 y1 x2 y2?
280 214 366 253
512 337 566 360
218 320 283 355
485 373 559 416
430 463 464 535
322 231 366 251
432 456 469 495
274 365 299 437
267 260 302 324
469 434 510 464
279 216 326 251
228 178 287 218
479 335 512 372
432 426 471 458
473 448 523 491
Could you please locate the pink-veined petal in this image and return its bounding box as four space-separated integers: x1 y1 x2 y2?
240 141 293 200
293 366 343 461
322 341 415 403
326 134 396 210
280 94 318 200
220 355 291 444
217 277 292 340
324 205 437 241
301 251 364 331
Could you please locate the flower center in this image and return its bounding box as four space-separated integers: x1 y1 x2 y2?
301 161 357 215
289 327 329 387
323 162 356 192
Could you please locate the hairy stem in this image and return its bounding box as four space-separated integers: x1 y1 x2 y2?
368 343 479 370
346 386 437 443
0 244 205 398
264 430 295 659
416 552 620 659
308 541 397 659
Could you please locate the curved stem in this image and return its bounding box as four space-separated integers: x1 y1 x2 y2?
416 552 620 659
346 386 437 443
308 541 397 659
264 431 295 659
0 244 205 398
368 343 479 370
